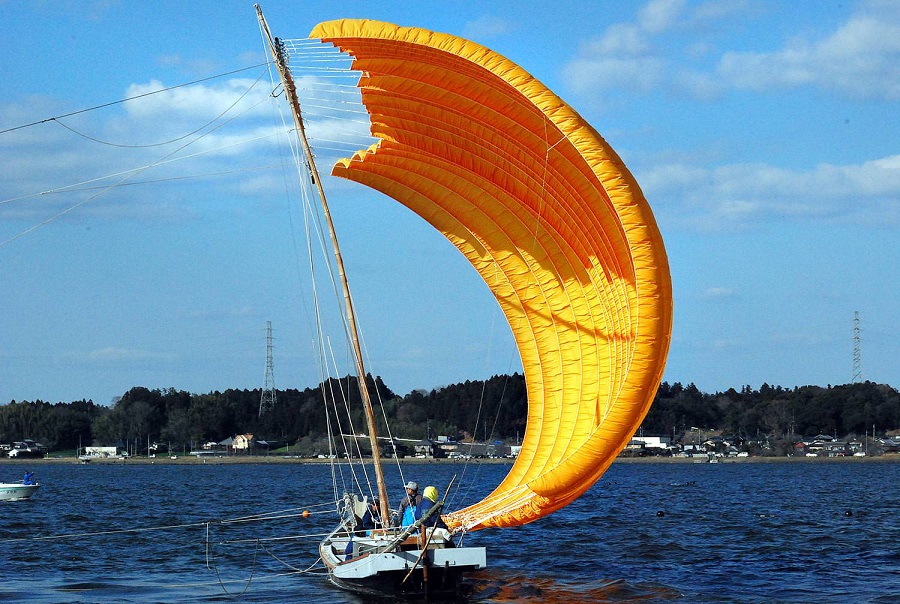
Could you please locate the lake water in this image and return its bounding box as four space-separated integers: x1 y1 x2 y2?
0 459 897 603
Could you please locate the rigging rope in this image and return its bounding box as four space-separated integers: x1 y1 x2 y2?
207 533 263 597
260 33 381 513
0 63 270 136
50 67 270 148
1 41 372 248
0 501 336 545
269 37 416 515
265 37 514 524
0 80 276 248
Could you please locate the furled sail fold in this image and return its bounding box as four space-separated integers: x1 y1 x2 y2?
310 19 673 532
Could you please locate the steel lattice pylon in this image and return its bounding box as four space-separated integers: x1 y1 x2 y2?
259 321 277 417
851 311 862 384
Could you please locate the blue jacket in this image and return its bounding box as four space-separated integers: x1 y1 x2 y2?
361 505 380 530
416 498 447 529
397 493 422 527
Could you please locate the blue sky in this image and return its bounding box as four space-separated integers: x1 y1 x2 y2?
1 0 898 406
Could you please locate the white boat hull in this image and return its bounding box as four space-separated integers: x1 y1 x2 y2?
320 528 486 598
0 483 39 501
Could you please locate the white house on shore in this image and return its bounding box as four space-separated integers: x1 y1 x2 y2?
625 435 673 455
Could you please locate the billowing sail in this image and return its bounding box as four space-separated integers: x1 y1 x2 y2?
310 20 673 532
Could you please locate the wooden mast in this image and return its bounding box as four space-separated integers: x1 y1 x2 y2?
255 5 392 524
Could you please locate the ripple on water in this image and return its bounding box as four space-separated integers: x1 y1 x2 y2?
0 460 897 603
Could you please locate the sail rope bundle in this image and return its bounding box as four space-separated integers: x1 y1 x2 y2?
263 39 401 510
267 36 530 526
266 37 470 512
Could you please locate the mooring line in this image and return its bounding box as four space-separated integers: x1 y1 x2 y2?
0 503 333 545
209 537 261 596
0 520 210 543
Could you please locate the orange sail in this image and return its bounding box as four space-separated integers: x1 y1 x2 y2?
311 19 673 532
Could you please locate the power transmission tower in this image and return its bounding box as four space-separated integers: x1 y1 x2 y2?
851 311 862 384
259 321 277 417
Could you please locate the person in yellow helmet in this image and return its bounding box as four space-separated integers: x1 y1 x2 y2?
415 485 447 529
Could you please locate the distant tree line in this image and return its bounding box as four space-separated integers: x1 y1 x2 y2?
1 376 897 454
643 381 899 440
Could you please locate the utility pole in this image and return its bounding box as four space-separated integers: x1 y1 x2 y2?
259 321 277 417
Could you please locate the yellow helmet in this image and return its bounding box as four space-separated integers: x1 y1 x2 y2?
423 486 438 502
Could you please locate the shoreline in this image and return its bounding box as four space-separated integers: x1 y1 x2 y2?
2 453 897 466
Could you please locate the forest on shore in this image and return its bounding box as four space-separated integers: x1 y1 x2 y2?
1 375 898 456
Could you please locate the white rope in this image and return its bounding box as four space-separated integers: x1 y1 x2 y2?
0 519 209 543
215 529 334 545
0 498 337 545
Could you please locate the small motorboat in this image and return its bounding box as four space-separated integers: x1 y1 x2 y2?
0 481 40 501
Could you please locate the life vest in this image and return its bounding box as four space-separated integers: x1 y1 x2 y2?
401 503 417 527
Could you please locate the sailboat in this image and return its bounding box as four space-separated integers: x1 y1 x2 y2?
255 4 672 599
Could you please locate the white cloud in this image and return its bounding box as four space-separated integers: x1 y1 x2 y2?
463 16 516 40
718 13 900 100
0 75 309 230
703 287 735 299
562 0 732 97
711 338 738 350
693 0 758 23
88 347 164 361
643 154 900 231
591 23 651 56
123 78 272 121
565 55 664 94
564 13 664 95
0 56 383 249
638 0 687 34
563 0 900 101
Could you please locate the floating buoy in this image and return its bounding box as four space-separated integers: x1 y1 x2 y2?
303 510 310 518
